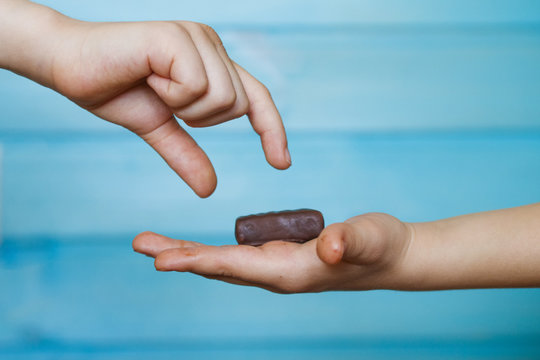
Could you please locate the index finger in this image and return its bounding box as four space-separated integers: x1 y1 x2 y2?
233 62 291 170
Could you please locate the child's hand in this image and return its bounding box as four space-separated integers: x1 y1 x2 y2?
53 20 289 197
1 1 290 197
134 204 540 293
134 204 540 292
132 213 413 293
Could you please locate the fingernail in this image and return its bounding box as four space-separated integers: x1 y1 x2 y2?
285 148 292 166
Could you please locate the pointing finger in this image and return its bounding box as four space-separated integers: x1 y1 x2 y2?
233 62 291 170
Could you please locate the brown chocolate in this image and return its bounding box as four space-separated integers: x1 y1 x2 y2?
235 209 324 246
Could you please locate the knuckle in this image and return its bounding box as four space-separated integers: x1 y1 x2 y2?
232 96 250 118
200 23 223 43
257 82 271 98
203 23 218 36
357 214 386 236
185 76 209 99
212 90 237 111
158 21 190 41
176 20 194 30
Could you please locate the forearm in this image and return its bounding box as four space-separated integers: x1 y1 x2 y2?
402 203 540 290
0 0 71 87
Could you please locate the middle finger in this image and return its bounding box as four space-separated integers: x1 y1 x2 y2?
173 23 237 122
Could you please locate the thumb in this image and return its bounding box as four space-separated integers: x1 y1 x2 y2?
316 221 383 265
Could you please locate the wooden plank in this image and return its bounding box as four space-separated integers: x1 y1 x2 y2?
236 27 540 131
35 0 540 24
1 334 539 359
2 131 540 238
1 240 540 347
0 143 3 245
1 26 540 133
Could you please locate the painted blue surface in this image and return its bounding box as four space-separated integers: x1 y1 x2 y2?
3 26 540 133
32 0 540 24
1 239 540 356
3 131 540 237
2 0 540 358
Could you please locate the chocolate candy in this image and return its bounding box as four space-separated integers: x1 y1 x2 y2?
235 209 325 246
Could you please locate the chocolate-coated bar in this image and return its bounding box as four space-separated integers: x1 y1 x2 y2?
235 209 324 246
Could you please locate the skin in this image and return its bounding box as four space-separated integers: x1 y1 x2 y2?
3 1 539 293
133 205 540 293
0 0 291 198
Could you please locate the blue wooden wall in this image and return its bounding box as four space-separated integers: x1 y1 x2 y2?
1 1 540 358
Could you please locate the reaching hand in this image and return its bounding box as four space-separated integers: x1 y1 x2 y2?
52 20 290 197
132 213 413 293
0 1 290 197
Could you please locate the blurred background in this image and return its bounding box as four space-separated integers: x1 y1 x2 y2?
2 0 540 358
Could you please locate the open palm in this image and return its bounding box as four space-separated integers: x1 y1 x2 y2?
133 212 412 293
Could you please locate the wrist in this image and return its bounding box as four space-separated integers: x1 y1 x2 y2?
0 0 76 88
391 221 430 290
390 220 471 291
375 221 423 291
